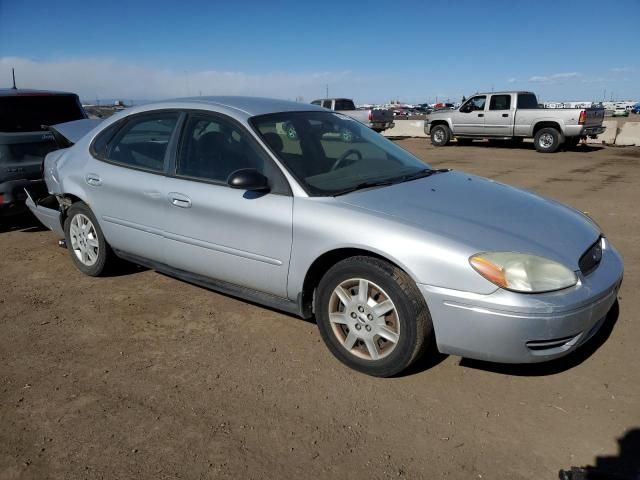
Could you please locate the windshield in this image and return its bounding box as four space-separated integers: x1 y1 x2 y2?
0 95 86 132
250 111 431 196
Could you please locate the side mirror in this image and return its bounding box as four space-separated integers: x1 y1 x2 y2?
227 168 270 192
461 105 471 113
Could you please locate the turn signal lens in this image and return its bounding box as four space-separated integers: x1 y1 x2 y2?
470 252 578 293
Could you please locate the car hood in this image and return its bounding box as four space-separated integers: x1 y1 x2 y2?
335 171 600 270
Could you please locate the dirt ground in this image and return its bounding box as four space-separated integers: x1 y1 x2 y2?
1 139 639 480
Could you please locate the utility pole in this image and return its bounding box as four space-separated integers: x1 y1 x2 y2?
326 84 329 98
11 68 17 89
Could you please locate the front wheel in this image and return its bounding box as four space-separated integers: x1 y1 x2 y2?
534 128 562 153
315 256 433 377
64 202 114 276
430 125 451 146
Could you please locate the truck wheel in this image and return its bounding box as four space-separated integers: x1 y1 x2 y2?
430 125 450 146
534 128 562 153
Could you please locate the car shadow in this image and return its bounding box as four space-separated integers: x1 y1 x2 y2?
458 300 619 377
559 428 640 479
0 212 48 234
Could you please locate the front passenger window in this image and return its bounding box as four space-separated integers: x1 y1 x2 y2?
176 115 265 183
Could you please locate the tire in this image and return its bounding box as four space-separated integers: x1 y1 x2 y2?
534 127 562 153
315 256 433 377
64 202 114 276
430 125 451 146
456 138 473 146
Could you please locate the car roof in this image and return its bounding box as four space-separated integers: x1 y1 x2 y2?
0 88 79 97
471 91 535 96
141 96 326 119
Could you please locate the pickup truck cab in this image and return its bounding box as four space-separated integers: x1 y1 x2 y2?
425 91 606 153
312 98 395 133
0 89 86 215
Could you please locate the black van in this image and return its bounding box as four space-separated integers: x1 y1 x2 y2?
0 89 86 215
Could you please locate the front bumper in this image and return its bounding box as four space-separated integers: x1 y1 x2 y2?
418 244 623 363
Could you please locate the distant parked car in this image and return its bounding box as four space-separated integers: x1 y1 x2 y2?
631 104 640 114
28 96 623 377
612 106 629 117
0 88 86 216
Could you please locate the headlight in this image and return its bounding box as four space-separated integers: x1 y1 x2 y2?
469 252 577 293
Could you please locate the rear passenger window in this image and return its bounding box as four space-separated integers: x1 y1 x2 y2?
104 113 179 171
489 95 511 110
322 100 333 109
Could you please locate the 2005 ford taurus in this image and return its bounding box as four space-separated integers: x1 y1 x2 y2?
27 97 623 376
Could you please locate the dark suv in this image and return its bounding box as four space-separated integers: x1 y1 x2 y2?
0 89 86 215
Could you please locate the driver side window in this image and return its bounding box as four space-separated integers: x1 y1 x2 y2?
461 96 487 112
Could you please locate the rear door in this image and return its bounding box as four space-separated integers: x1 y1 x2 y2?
86 111 181 262
453 95 486 135
161 112 293 297
484 94 515 136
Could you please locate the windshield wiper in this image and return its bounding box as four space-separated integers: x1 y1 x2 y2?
397 168 450 182
332 169 450 197
332 179 396 196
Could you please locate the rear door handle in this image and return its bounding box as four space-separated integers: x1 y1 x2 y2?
478 113 484 117
502 113 509 117
85 174 102 186
168 192 192 208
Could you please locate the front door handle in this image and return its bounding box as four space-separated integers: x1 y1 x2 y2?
478 113 484 117
85 174 102 186
502 113 509 117
168 192 192 208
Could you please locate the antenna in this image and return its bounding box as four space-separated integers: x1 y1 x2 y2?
11 68 17 89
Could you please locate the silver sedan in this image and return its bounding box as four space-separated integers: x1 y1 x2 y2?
27 97 623 376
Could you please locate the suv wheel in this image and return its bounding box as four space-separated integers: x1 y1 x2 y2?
534 128 562 153
430 125 451 146
315 256 433 377
64 202 114 276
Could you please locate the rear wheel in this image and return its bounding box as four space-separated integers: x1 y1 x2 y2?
534 127 562 153
64 202 114 276
315 256 433 377
430 125 451 147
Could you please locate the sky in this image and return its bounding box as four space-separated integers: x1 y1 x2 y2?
0 0 638 104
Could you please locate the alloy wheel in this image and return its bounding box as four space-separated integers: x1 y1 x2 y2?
328 278 400 360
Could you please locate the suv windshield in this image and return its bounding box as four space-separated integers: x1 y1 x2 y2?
0 94 86 132
251 111 432 196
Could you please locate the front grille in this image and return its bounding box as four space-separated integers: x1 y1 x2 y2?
579 238 603 276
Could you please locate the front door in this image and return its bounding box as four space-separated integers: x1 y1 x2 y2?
453 95 486 136
161 112 293 298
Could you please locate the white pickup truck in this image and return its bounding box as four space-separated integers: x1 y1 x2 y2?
311 98 395 133
425 91 606 153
